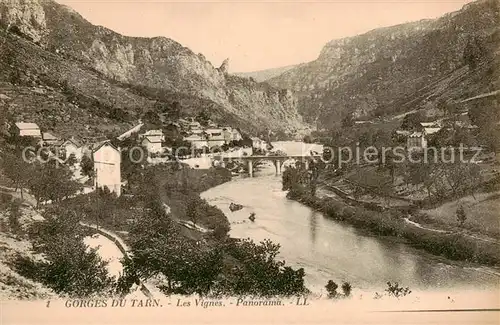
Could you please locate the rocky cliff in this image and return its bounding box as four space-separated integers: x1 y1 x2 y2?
268 0 499 127
0 0 307 135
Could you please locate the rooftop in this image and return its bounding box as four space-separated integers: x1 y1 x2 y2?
15 122 40 130
409 132 424 138
42 132 58 140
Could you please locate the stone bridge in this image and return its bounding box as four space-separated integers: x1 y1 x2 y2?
219 154 322 177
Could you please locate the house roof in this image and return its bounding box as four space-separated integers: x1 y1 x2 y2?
205 128 222 134
142 137 162 144
409 132 424 138
91 140 119 153
141 129 163 136
191 129 204 134
42 132 58 140
15 122 40 130
424 127 442 135
57 136 83 148
395 130 411 136
184 135 205 141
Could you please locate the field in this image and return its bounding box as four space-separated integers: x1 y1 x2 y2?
419 191 500 238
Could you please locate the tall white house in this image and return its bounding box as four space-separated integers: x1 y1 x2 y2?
92 141 121 197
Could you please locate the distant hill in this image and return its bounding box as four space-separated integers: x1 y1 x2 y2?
234 64 299 82
0 0 309 138
267 0 500 128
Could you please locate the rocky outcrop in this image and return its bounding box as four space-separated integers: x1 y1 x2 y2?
218 58 230 75
268 0 500 127
0 0 308 134
0 0 47 44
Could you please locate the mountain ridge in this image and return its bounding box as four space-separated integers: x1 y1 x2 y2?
0 0 309 137
267 0 499 127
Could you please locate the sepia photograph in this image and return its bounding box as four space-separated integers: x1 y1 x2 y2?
0 0 499 323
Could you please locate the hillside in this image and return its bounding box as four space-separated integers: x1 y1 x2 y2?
268 0 500 127
234 64 298 82
0 0 308 137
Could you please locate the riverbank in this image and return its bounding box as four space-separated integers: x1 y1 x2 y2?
287 187 500 267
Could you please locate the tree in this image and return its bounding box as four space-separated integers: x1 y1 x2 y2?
325 280 338 298
463 36 486 70
196 110 211 127
400 112 424 130
341 282 352 297
456 205 467 227
28 160 82 206
8 199 22 234
405 162 435 201
80 154 94 178
385 282 411 298
1 152 32 199
16 206 115 297
341 113 354 129
172 101 181 119
67 153 77 167
186 197 198 226
303 135 313 143
142 110 161 127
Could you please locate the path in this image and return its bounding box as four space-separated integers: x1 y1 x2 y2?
79 222 155 298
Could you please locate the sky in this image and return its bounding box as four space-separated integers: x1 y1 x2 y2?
56 0 474 72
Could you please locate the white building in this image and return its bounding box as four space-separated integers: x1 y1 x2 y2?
92 141 121 197
232 128 242 141
140 129 164 154
205 128 225 148
184 134 209 150
407 131 427 149
12 122 41 138
57 137 83 160
189 121 202 130
251 137 268 151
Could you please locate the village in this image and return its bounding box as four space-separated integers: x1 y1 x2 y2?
5 117 272 198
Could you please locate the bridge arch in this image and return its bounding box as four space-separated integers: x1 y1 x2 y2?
220 154 321 177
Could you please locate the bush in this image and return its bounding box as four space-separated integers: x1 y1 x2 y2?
385 282 411 298
341 282 352 297
325 280 338 298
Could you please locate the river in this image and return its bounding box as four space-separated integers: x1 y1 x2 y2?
201 141 500 294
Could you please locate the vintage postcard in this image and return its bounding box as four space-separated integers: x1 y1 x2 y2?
0 0 499 324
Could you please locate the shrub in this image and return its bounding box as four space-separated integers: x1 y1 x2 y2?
385 282 411 298
325 280 338 298
341 282 352 297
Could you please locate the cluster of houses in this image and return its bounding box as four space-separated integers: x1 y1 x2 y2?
395 116 478 150
11 122 122 197
11 118 271 198
180 119 243 150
